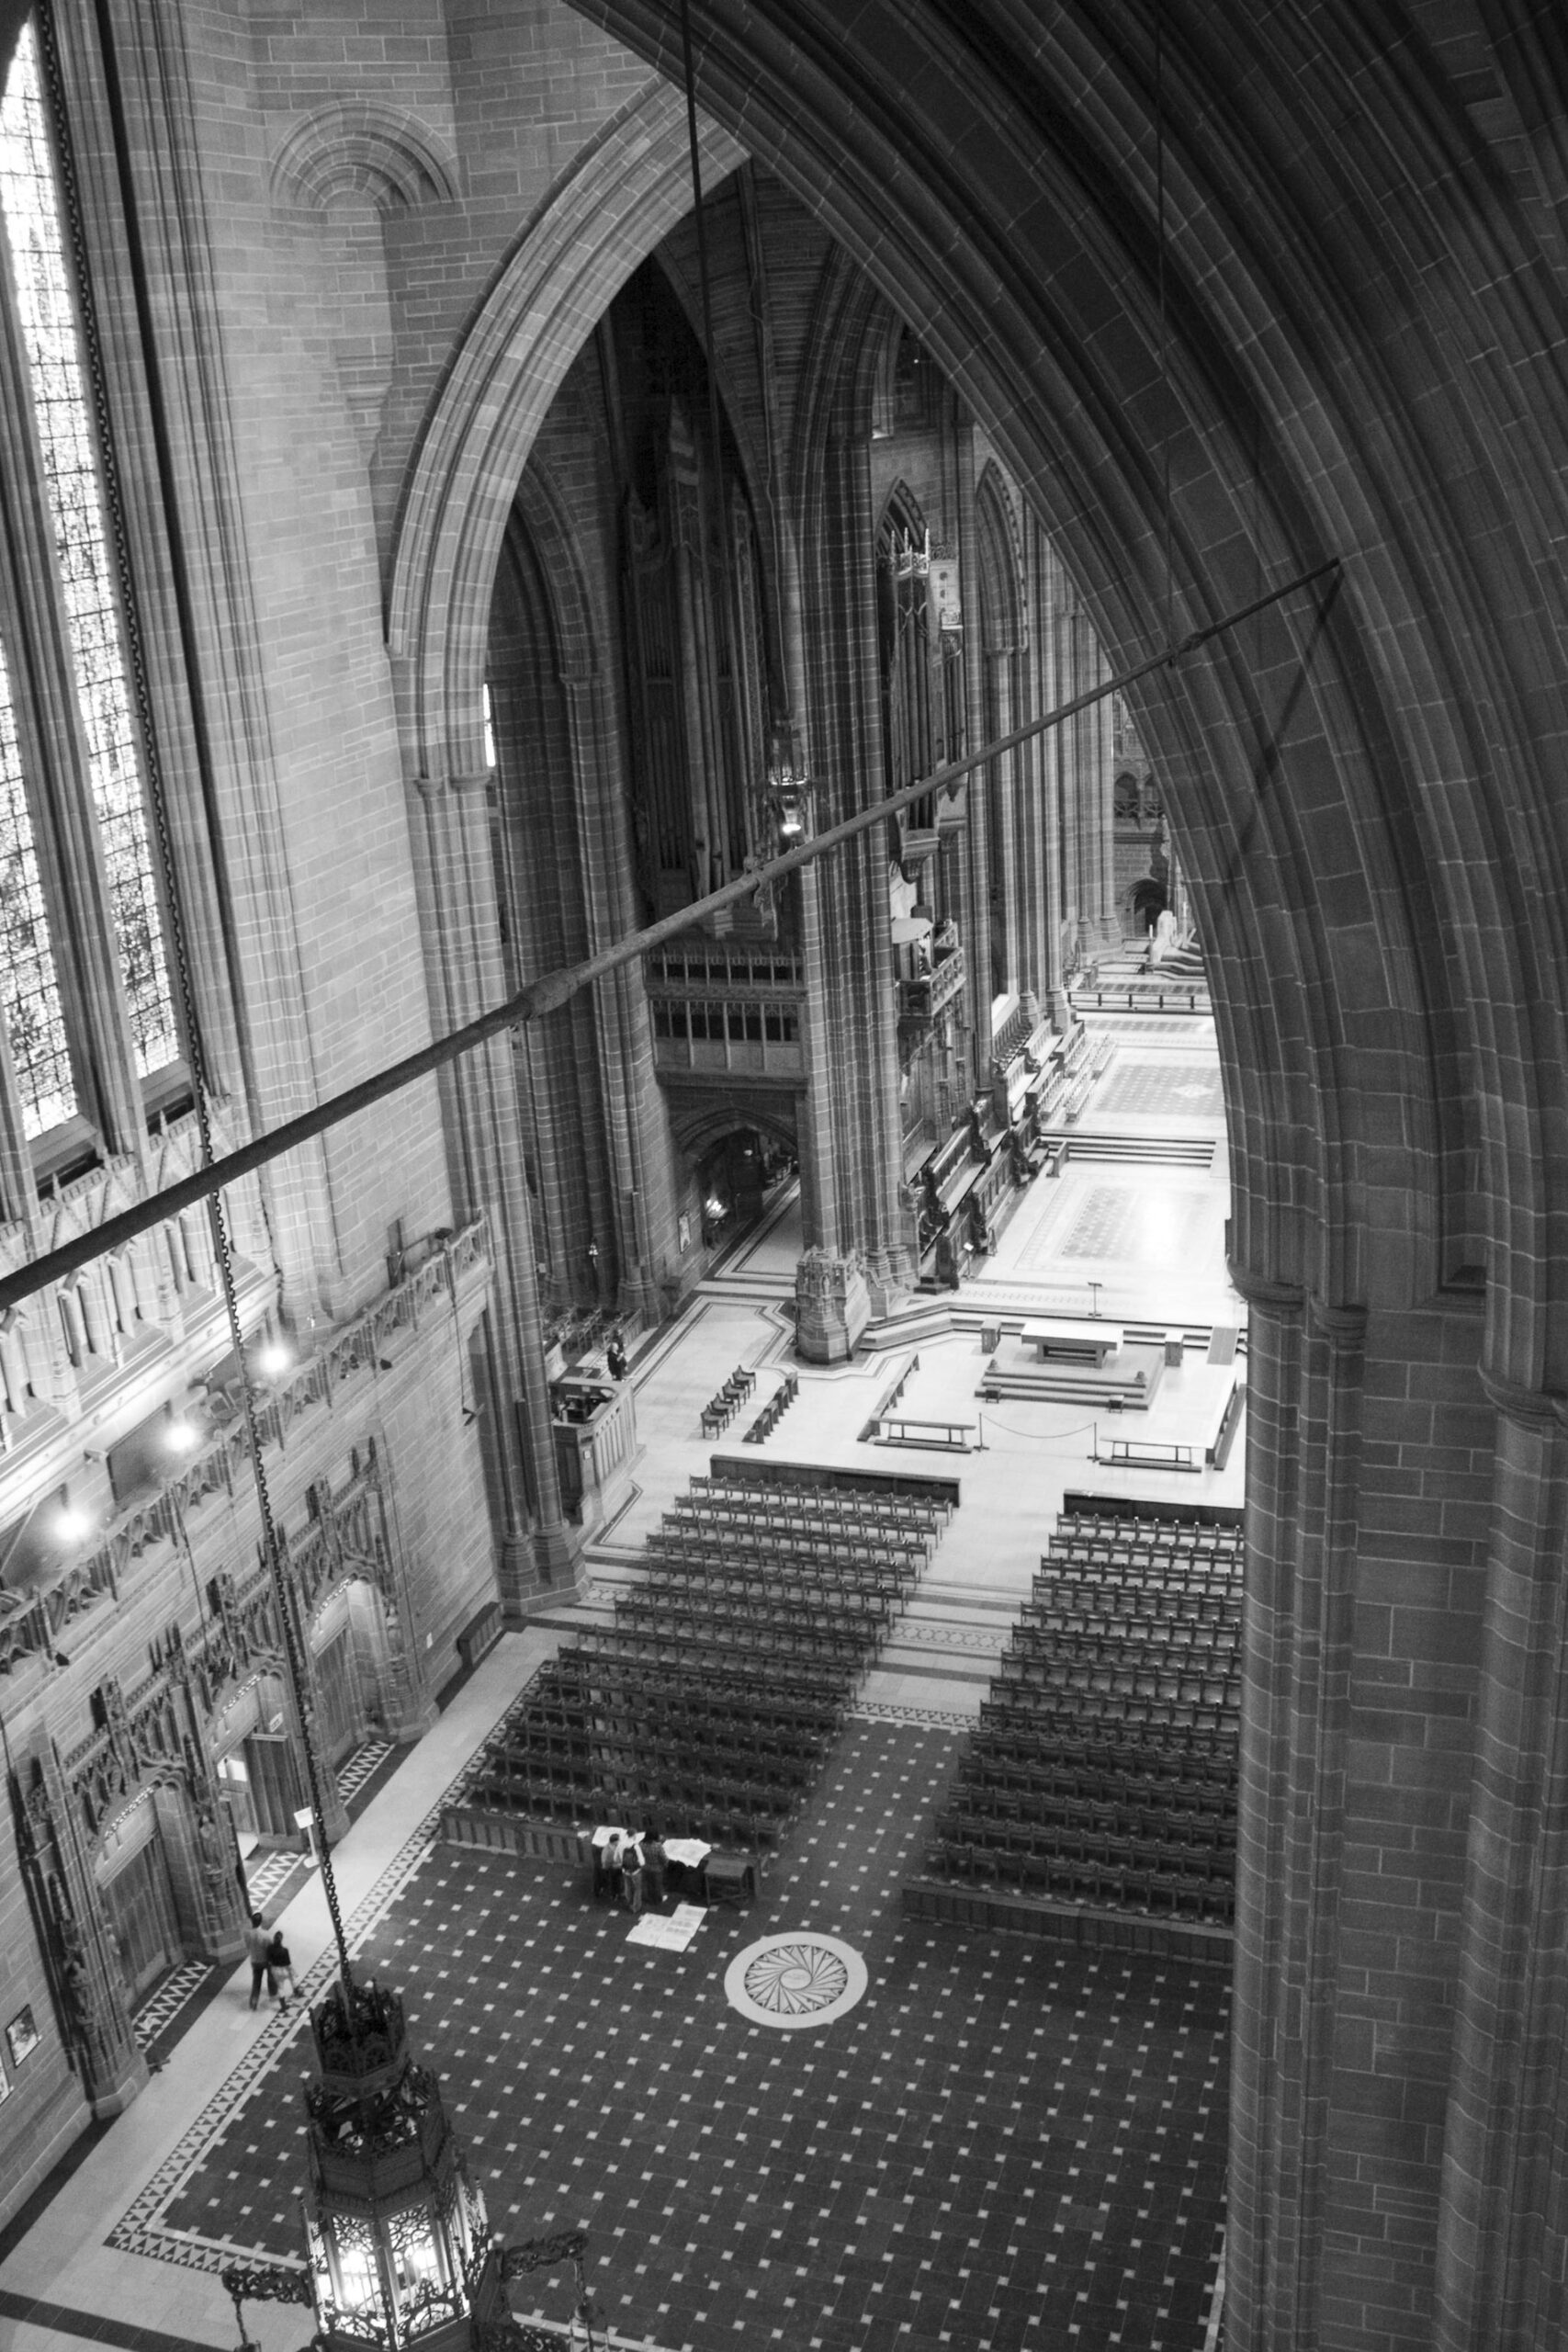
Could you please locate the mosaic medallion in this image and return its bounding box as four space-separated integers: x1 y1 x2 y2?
724 1932 868 2030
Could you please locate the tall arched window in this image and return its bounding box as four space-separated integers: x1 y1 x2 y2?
0 16 181 1175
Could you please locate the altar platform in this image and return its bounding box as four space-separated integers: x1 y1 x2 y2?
979 1328 1166 1409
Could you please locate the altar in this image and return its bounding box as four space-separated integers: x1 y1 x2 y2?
1018 1317 1124 1368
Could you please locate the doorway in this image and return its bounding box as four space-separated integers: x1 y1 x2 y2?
101 1825 181 2002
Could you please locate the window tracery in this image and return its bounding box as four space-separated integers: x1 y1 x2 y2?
0 635 73 1134
0 20 177 1091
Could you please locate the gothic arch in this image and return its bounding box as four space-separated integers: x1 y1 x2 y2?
386 83 745 790
571 0 1517 1345
667 1099 798 1162
974 462 1023 659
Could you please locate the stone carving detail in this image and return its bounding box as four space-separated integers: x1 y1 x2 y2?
12 1745 140 2101
795 1249 872 1364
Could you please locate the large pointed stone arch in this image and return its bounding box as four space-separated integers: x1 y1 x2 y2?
386 81 745 790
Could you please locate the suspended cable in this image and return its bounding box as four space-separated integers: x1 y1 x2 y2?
0 554 1340 1317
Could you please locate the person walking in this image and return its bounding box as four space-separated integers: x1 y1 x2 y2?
244 1912 275 2010
266 1928 296 2007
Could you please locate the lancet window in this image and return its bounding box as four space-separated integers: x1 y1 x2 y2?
0 15 181 1172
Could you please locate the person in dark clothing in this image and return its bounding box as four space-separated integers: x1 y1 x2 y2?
266 1929 296 2006
245 1912 275 2010
641 1825 666 1907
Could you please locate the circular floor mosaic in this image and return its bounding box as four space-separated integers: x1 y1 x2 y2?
724 1932 868 2030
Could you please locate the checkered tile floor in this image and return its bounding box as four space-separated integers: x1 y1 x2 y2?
152 1721 1228 2351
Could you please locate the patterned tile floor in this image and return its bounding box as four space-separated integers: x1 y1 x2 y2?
1089 1066 1224 1122
152 1718 1228 2352
1056 1187 1211 1266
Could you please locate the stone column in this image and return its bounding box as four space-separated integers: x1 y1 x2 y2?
559 664 668 1328
1225 1270 1368 2352
409 770 580 1604
793 423 911 1345
955 420 993 1076
1432 1377 1568 2352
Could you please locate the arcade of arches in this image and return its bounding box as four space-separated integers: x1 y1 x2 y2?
0 5 1564 2351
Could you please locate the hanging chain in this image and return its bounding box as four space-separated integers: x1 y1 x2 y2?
36 3 355 1991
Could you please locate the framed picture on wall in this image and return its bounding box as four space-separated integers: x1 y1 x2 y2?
6 2007 38 2070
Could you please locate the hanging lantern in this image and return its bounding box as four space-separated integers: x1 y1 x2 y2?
300 1977 507 2348
220 1977 600 2350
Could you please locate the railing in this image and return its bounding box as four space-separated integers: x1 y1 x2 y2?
898 944 966 1023
649 994 804 1076
0 1099 274 1423
645 945 803 989
0 1219 490 1677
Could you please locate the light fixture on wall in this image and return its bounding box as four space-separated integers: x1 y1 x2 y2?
766 726 814 848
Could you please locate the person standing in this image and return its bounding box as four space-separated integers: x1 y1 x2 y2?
622 1839 646 1917
244 1912 275 2011
641 1826 666 1908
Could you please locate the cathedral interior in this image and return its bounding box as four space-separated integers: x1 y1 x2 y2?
0 4 1564 2348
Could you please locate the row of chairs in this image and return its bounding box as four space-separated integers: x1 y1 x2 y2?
743 1372 799 1442
666 1497 934 1566
1014 1608 1236 1657
1057 1506 1243 1548
1044 1547 1242 1599
1018 1615 1235 1666
686 1477 946 1540
976 1693 1236 1770
1025 1583 1239 1628
958 1769 1234 1841
927 1834 1233 1924
650 1523 923 1591
638 1560 896 1629
973 1721 1241 1787
946 1783 1232 1855
1057 1527 1242 1560
700 1364 757 1437
1003 1659 1238 1718
697 1464 955 1521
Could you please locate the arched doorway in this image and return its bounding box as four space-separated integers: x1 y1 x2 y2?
1130 877 1167 936
694 1124 795 1258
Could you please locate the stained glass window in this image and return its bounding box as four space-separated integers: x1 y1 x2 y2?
0 636 73 1135
0 22 178 1080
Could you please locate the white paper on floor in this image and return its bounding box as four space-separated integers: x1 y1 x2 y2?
626 1904 706 1950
